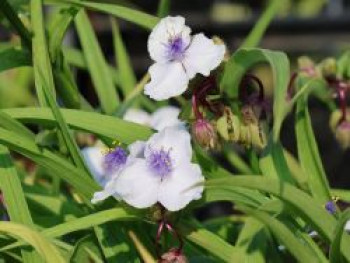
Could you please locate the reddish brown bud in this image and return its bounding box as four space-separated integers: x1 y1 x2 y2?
158 248 188 263
192 119 217 149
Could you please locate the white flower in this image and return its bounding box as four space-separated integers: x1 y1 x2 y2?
145 16 225 100
123 106 184 131
92 126 205 211
82 145 128 191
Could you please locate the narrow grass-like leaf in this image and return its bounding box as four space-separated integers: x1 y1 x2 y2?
235 218 266 262
180 220 243 262
240 0 281 48
0 111 34 140
111 18 136 96
75 9 119 114
329 209 350 263
54 0 159 30
63 47 120 85
0 221 65 263
157 0 170 18
259 138 294 184
0 146 41 263
220 48 290 140
295 86 331 203
239 206 319 263
0 48 31 72
128 230 156 263
3 108 153 144
31 0 56 106
0 127 99 199
40 70 88 172
2 208 137 251
206 176 350 261
48 6 79 62
331 189 350 202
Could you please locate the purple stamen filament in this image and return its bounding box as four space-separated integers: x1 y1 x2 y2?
148 148 172 177
103 147 127 173
168 37 185 61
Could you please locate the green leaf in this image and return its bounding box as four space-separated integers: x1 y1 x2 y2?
69 235 103 263
0 146 41 263
295 83 331 203
54 0 159 30
157 0 170 18
2 107 153 144
40 69 88 172
2 208 136 251
111 18 137 96
0 111 34 140
329 209 350 263
240 0 281 48
235 218 267 263
63 47 120 85
331 189 350 203
0 48 31 72
180 220 243 262
31 0 56 106
0 0 32 48
48 6 79 62
0 126 99 199
206 176 350 261
75 9 119 114
220 48 290 140
239 206 319 263
0 221 65 263
259 138 294 184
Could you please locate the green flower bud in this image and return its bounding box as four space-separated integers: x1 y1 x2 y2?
298 56 319 78
319 58 337 79
330 109 350 149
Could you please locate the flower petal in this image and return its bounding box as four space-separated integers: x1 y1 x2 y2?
128 141 146 158
82 147 108 187
158 163 204 211
145 126 192 166
144 62 189 100
113 159 161 209
183 33 225 79
150 106 184 131
123 108 151 126
148 16 191 63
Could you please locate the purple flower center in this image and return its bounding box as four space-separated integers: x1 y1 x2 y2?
103 147 128 173
325 201 337 215
168 37 186 61
147 148 172 177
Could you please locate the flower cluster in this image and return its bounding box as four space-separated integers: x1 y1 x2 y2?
84 16 226 213
85 126 204 211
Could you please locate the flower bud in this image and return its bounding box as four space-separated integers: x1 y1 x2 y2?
158 248 188 263
298 56 319 78
192 119 217 149
335 121 350 149
319 58 337 79
330 109 350 149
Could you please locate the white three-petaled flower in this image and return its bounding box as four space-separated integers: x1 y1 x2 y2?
123 106 184 131
89 127 204 211
145 16 225 100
